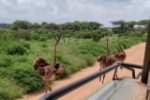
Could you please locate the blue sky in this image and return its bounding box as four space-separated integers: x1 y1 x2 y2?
0 0 149 26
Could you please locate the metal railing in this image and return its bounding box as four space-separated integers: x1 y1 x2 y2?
40 62 142 100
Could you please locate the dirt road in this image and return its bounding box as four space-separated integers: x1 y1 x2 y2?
18 42 146 100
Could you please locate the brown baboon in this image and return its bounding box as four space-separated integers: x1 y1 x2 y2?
113 37 126 79
33 57 64 93
114 37 126 64
33 33 65 94
97 38 115 84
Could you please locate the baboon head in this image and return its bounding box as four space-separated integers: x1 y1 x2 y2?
97 54 106 63
54 63 65 75
33 57 49 70
114 52 126 62
107 55 115 65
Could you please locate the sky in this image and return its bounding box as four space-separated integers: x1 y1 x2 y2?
0 0 150 26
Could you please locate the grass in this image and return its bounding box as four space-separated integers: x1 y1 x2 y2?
0 78 24 100
0 32 147 100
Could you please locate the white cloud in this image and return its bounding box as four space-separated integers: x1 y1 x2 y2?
0 0 149 26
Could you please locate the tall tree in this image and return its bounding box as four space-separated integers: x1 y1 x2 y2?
32 23 40 29
12 20 32 30
111 20 127 34
136 20 149 28
88 22 103 30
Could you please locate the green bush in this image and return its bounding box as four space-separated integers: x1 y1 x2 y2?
0 68 11 78
13 30 31 40
0 78 24 100
91 33 100 41
79 41 102 56
75 30 91 39
5 44 27 55
11 66 44 93
91 30 104 41
83 54 95 66
0 56 14 68
32 33 41 40
21 42 30 49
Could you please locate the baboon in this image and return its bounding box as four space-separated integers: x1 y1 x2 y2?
97 38 115 84
113 37 126 79
33 57 64 93
33 33 65 94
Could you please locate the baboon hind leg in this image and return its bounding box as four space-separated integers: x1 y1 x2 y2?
44 80 48 94
99 68 102 82
47 81 52 91
102 74 106 84
120 66 123 70
113 68 118 80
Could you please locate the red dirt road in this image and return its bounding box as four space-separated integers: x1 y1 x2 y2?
18 42 146 100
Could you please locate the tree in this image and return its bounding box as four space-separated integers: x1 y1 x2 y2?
126 21 136 29
88 22 103 30
111 20 127 34
12 20 32 30
136 20 149 28
73 21 81 31
125 21 136 32
0 23 11 29
32 23 40 29
41 22 48 29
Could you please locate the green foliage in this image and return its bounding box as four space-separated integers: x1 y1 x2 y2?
0 55 14 68
0 23 11 29
79 41 103 56
21 42 31 49
5 44 27 55
12 20 32 30
75 30 91 39
0 78 24 100
83 54 95 66
31 29 52 41
13 30 31 40
11 66 44 92
91 30 104 41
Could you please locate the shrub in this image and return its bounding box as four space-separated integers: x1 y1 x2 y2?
0 56 14 68
11 66 44 93
0 68 11 78
76 30 91 39
79 41 102 56
0 78 24 100
32 33 40 40
5 44 27 55
13 30 31 40
91 30 104 41
21 42 30 49
15 56 28 62
91 33 100 41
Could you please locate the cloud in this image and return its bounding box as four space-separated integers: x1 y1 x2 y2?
0 0 149 26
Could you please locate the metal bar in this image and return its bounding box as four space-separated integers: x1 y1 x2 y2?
122 66 136 78
40 62 142 100
40 63 121 100
121 62 143 69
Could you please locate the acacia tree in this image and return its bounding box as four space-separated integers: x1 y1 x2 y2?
88 22 103 30
125 21 136 32
136 20 149 29
111 20 127 34
12 20 32 30
32 23 40 29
